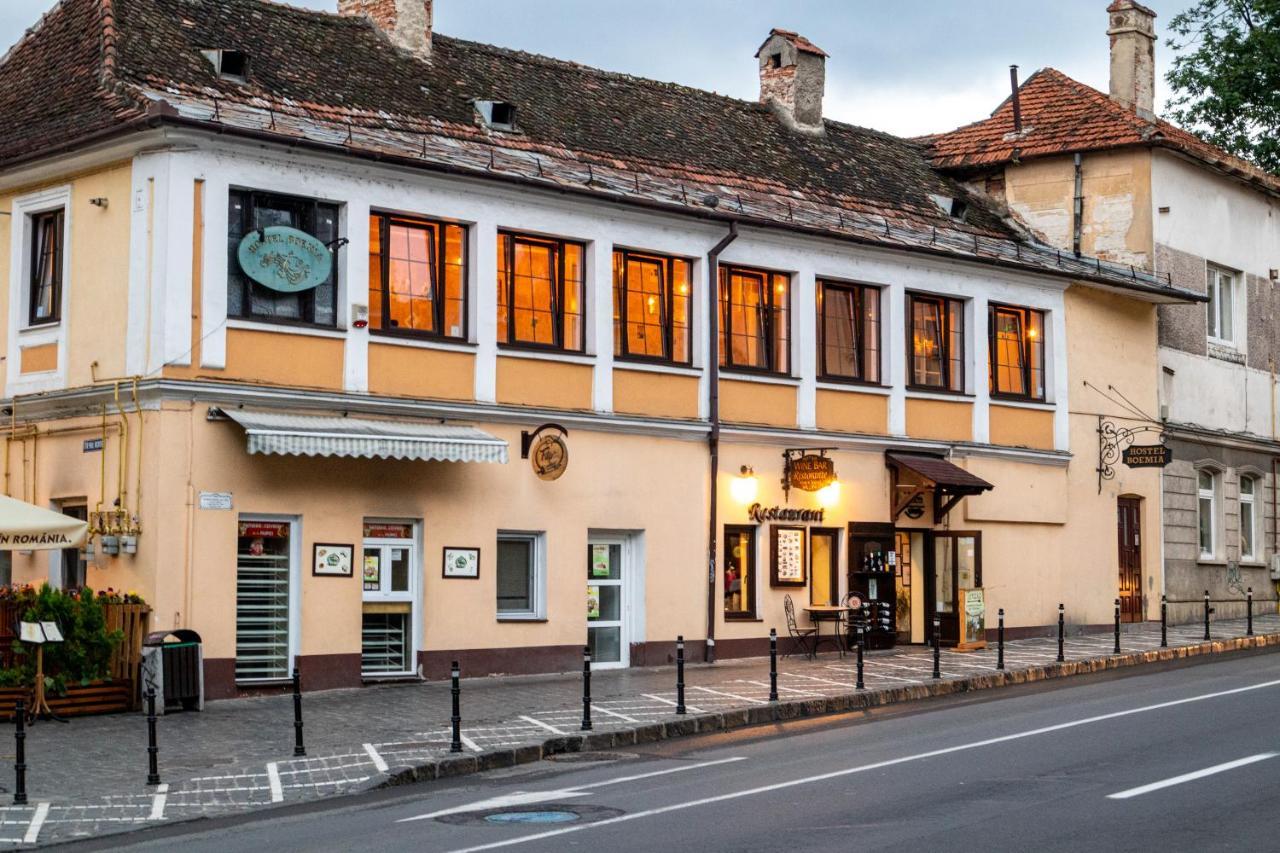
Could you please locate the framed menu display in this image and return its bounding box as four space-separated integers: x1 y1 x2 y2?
770 525 807 587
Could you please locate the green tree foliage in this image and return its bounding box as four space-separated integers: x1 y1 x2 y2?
3 585 124 693
1165 0 1280 173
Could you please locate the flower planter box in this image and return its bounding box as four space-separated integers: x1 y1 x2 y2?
0 681 132 718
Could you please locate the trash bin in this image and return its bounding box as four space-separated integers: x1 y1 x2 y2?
141 629 203 714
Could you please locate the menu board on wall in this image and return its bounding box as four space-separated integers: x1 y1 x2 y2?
770 525 807 587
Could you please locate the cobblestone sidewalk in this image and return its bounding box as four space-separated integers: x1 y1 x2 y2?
1 614 1276 847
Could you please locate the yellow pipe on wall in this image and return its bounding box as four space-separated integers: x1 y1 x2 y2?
131 377 142 534
113 381 128 518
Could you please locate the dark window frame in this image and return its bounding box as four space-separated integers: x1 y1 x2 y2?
719 263 792 376
369 212 469 342
613 248 692 366
987 302 1046 402
723 524 758 620
817 279 881 386
498 231 586 354
28 209 64 327
906 291 965 393
228 189 341 330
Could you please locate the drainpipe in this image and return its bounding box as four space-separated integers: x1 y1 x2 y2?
1072 153 1084 257
705 222 738 664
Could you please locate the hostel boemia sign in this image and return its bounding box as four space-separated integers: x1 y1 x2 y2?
1122 444 1171 468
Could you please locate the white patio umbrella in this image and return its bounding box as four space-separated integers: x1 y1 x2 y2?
0 495 88 550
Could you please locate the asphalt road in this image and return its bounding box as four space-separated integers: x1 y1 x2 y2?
59 651 1280 852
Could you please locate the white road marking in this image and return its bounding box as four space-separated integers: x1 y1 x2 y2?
1107 753 1278 799
147 784 168 821
591 705 640 724
518 715 566 736
23 802 49 844
399 757 747 823
460 734 483 753
641 693 705 714
441 677 1280 852
742 680 813 696
364 743 389 774
266 762 283 803
692 685 767 705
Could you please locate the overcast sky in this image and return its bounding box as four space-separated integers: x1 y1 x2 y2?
1 0 1198 136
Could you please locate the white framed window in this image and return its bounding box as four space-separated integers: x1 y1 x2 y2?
235 516 299 682
496 531 546 620
1240 476 1257 562
1197 470 1217 560
6 185 71 396
1206 265 1237 346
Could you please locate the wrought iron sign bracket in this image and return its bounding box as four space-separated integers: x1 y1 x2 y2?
781 447 837 503
1096 416 1166 493
521 423 569 459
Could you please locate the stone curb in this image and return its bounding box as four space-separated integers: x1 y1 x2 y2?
375 632 1280 788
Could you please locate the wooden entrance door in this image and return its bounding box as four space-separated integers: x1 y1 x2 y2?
1117 497 1143 622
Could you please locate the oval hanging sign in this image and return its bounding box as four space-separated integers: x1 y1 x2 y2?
237 226 333 293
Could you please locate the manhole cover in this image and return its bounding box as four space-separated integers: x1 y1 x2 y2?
544 751 633 763
437 804 626 826
484 810 579 825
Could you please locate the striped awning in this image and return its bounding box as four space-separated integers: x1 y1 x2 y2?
221 409 509 464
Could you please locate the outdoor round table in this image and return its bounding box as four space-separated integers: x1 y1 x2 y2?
804 605 852 656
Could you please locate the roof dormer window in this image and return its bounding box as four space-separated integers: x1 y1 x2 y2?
929 194 969 222
201 49 249 83
476 100 517 131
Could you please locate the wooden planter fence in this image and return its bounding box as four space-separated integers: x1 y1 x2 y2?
0 601 151 714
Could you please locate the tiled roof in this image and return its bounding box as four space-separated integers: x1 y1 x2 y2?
924 68 1280 196
0 0 1199 301
756 29 828 58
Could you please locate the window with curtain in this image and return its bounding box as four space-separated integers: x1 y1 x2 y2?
1197 470 1216 559
817 281 880 383
28 209 64 326
497 232 584 351
227 190 339 327
724 525 757 618
1240 476 1256 561
908 293 964 391
612 249 691 364
368 213 467 340
718 265 790 374
988 304 1045 400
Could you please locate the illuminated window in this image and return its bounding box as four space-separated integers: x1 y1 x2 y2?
368 213 467 340
613 249 691 364
718 265 790 374
724 525 757 618
817 280 880 383
988 304 1045 400
908 293 964 392
497 232 584 351
28 209 64 326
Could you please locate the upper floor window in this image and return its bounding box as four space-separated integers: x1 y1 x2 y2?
719 265 790 374
817 280 880 384
1206 265 1237 345
228 190 339 327
908 292 963 392
988 304 1045 400
1240 475 1257 562
1197 469 1217 560
28 209 64 326
497 232 584 352
368 213 467 340
612 249 692 364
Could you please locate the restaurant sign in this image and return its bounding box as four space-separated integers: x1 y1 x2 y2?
748 503 825 524
1122 444 1171 468
787 453 836 492
237 226 332 293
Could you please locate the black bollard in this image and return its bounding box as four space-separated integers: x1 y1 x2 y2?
932 616 941 679
13 699 26 806
1114 598 1121 655
1203 590 1211 641
581 647 593 732
146 689 161 786
1160 594 1168 647
768 629 778 702
675 635 686 715
997 608 1005 671
1057 603 1065 663
855 623 865 690
450 661 462 754
292 668 305 757
1247 587 1254 636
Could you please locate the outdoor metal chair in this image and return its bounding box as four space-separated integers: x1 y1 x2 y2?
783 594 818 660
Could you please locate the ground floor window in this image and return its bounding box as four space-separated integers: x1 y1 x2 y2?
724 525 757 618
809 528 839 607
1197 470 1217 559
1240 476 1257 562
59 504 88 590
235 518 294 682
497 532 545 619
362 521 416 676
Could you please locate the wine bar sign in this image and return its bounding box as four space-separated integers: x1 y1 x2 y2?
1122 444 1171 468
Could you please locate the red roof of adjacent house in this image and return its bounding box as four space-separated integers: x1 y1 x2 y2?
924 68 1280 196
755 29 828 58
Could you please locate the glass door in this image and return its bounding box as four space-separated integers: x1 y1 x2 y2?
587 539 627 669
361 522 417 677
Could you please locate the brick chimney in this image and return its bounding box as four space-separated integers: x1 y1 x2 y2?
1107 0 1156 118
755 29 827 134
339 0 433 61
